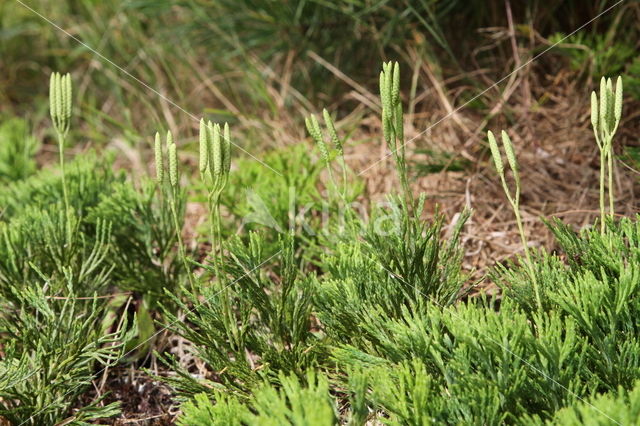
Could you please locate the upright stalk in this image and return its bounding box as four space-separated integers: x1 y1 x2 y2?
607 153 615 220
57 131 71 240
323 108 350 203
488 130 541 311
169 186 194 290
210 190 238 348
208 192 222 283
599 150 607 233
591 76 623 234
380 62 413 210
394 150 412 210
49 72 73 242
307 110 359 236
155 131 194 289
57 133 69 213
340 156 348 201
306 114 340 202
512 196 540 310
215 199 224 267
199 120 236 346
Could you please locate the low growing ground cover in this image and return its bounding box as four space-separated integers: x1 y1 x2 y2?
0 62 639 425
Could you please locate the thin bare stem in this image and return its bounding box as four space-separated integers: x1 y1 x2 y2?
600 151 607 233
56 131 71 242
169 186 194 290
499 173 541 311
607 145 615 220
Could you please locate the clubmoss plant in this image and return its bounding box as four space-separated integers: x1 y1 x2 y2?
591 76 623 233
176 371 338 425
305 109 349 203
380 61 412 206
49 72 73 239
0 282 125 424
197 117 234 355
199 119 232 275
160 232 317 399
323 109 346 198
487 130 541 311
154 130 194 289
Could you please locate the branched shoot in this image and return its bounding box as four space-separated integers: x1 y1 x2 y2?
305 109 348 200
199 119 232 281
153 130 194 289
380 61 412 207
591 76 623 233
488 129 541 311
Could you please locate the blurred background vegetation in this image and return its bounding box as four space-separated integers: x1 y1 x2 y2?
2 0 639 161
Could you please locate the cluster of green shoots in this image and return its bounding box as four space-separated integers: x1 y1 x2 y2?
152 119 233 286
198 119 231 280
591 76 623 233
49 72 73 238
305 61 410 209
154 130 194 288
380 61 412 206
50 72 235 294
